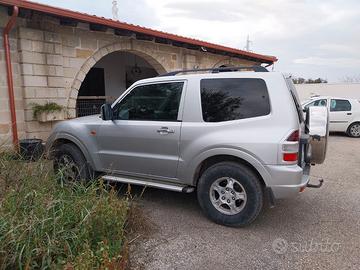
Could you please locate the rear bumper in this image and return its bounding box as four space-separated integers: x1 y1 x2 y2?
265 164 311 199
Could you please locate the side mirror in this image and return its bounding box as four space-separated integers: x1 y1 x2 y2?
101 103 113 121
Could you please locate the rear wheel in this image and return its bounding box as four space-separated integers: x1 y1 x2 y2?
53 143 93 183
197 162 263 227
348 122 360 138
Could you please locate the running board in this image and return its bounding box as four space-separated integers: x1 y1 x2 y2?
102 175 195 193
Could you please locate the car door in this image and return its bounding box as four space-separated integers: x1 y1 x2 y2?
302 98 328 119
97 81 186 179
329 99 352 132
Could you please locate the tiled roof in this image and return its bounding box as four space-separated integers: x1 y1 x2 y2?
0 0 277 63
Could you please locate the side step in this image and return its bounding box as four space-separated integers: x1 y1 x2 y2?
102 175 195 193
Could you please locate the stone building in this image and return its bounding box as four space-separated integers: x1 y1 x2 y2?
0 0 277 148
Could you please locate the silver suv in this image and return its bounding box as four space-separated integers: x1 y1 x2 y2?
47 66 328 227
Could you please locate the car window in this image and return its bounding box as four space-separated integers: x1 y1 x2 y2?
304 99 327 109
200 78 270 122
330 99 351 112
114 82 184 121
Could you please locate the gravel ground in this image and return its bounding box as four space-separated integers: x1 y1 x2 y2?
130 134 360 270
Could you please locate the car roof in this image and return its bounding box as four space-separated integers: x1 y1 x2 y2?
308 96 357 101
135 71 285 84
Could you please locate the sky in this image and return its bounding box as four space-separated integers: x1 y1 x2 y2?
35 0 360 82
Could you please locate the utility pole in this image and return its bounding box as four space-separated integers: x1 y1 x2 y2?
112 0 119 21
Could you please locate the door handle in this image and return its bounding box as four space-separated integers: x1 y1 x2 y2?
347 113 352 115
157 127 175 135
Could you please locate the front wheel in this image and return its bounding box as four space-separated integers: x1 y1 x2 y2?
53 143 93 183
348 122 360 138
197 162 263 227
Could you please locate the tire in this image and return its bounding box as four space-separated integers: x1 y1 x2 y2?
197 162 263 227
347 122 360 138
53 143 93 183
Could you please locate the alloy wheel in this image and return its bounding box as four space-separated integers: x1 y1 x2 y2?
209 177 247 215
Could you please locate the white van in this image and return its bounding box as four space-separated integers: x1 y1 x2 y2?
302 96 360 137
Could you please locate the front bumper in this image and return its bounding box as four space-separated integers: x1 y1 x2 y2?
265 164 311 199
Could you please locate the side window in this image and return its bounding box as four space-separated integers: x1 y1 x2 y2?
200 78 270 122
114 82 184 121
305 99 327 109
330 99 351 112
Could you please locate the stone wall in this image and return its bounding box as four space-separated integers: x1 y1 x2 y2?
0 7 26 146
0 7 257 144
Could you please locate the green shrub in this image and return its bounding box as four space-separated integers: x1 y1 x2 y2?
0 154 129 269
32 102 63 119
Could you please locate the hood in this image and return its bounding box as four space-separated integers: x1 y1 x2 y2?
67 114 103 124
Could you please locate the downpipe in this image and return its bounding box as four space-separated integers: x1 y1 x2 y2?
3 6 19 149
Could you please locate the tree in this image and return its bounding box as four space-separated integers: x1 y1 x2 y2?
292 77 327 84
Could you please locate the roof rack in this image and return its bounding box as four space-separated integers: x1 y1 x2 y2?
159 65 268 77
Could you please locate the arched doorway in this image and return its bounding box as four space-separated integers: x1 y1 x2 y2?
75 50 164 117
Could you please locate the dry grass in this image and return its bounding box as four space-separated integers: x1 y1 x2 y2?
0 152 131 269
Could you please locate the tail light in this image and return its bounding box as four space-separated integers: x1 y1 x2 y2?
282 130 300 163
286 130 299 142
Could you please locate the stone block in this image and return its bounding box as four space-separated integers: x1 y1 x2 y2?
19 39 32 51
20 51 46 64
32 41 55 54
54 44 62 54
76 49 93 59
0 99 9 111
68 98 76 108
77 70 86 82
25 99 46 110
23 87 37 98
64 78 73 88
12 63 21 75
0 123 10 134
48 77 65 88
62 34 80 47
57 88 67 97
0 111 10 123
26 131 51 141
24 109 34 121
44 32 61 43
63 46 76 57
80 36 98 50
14 99 24 110
21 63 33 75
26 121 52 133
18 27 44 41
48 66 64 77
63 67 77 78
33 64 48 76
46 54 63 66
23 76 47 87
13 86 23 99
35 87 58 98
67 108 76 119
69 58 85 69
70 89 78 99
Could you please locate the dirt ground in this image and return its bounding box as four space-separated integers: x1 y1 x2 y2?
130 134 360 270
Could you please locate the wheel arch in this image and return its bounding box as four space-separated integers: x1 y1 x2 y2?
47 134 96 169
192 153 270 187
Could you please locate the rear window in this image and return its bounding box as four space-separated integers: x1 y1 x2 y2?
200 78 270 122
